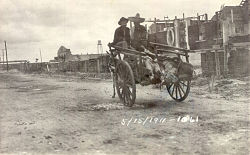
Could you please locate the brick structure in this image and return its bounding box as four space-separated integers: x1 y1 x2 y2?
228 47 250 75
201 50 225 76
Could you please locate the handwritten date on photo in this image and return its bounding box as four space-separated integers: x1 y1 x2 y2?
121 116 199 126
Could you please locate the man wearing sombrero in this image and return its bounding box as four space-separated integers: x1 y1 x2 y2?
129 14 178 85
128 13 162 85
128 13 147 52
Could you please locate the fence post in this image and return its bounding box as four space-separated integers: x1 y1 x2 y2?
97 59 100 74
214 50 221 76
84 60 87 73
223 45 228 75
4 41 9 71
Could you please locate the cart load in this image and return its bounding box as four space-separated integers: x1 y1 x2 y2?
108 42 194 107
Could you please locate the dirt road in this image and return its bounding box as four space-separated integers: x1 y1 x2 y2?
0 71 249 154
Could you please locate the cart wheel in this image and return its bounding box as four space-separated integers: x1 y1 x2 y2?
167 80 190 102
115 60 136 107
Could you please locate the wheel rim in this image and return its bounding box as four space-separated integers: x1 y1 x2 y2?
115 60 136 107
167 80 190 102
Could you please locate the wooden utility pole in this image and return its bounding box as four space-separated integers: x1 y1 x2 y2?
39 49 43 70
2 49 4 64
4 41 9 71
214 12 221 77
40 49 43 63
214 49 221 76
154 18 157 42
174 19 180 48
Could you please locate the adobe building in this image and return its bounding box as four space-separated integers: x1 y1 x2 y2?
53 45 108 62
197 0 249 76
50 46 109 73
146 0 249 76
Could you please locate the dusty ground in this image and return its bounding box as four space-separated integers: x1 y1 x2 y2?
0 70 249 154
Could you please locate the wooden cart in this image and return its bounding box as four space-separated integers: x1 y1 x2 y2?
108 42 194 107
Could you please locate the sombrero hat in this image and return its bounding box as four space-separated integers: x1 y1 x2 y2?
128 13 145 23
118 17 128 25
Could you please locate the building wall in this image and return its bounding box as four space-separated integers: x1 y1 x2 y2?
1 55 110 74
201 51 225 76
228 48 250 75
57 53 106 62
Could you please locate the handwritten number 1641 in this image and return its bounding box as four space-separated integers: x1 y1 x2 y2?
177 116 198 123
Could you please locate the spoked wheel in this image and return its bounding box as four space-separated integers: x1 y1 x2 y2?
167 79 191 102
115 60 136 107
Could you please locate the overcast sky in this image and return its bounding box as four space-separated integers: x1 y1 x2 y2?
0 0 240 62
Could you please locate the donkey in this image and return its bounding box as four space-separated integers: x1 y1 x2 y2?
107 51 116 98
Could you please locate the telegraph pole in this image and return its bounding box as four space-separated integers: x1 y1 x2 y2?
40 49 43 63
4 41 9 71
2 49 4 64
39 49 43 70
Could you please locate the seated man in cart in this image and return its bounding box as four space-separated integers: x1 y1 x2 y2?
128 13 147 51
128 13 178 85
112 16 142 81
112 17 131 48
128 13 158 84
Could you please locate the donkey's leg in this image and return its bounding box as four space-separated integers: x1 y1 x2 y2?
112 72 116 98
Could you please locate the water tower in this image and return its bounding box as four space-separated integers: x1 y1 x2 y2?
97 40 103 54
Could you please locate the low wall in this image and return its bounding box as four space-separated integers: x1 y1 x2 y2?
201 48 250 76
201 51 225 76
0 55 111 76
228 48 250 75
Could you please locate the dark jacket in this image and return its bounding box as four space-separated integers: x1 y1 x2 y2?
133 25 147 42
113 26 130 46
131 25 147 51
